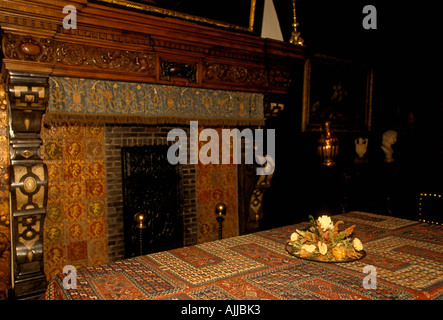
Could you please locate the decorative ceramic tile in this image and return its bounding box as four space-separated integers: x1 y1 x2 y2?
85 179 105 199
64 180 85 201
84 139 104 159
87 218 107 239
44 244 66 267
43 139 63 160
85 159 104 180
86 199 106 219
63 124 84 139
197 171 210 185
46 160 63 182
42 121 107 280
64 160 85 181
88 238 108 265
63 139 84 160
197 188 211 203
85 125 104 138
67 241 88 261
44 224 65 245
64 201 85 221
210 187 224 202
46 203 64 223
196 161 239 243
47 181 64 203
224 186 237 201
66 222 87 243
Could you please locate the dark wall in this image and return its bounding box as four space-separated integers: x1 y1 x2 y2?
262 0 442 228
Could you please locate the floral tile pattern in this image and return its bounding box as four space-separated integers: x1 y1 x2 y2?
42 123 108 281
196 127 238 243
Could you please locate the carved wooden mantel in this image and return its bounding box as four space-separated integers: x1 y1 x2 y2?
1 0 306 94
0 0 306 298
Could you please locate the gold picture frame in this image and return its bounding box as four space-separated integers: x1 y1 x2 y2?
97 0 258 33
302 54 373 132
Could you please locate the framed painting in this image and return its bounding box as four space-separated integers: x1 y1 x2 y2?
301 54 373 132
96 0 260 33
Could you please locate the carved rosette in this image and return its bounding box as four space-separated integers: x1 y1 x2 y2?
3 33 55 63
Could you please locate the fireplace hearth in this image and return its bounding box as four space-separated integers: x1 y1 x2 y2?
121 145 184 258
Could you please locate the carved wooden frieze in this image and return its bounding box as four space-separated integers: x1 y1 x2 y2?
2 33 156 75
55 42 156 74
2 32 294 93
202 62 268 89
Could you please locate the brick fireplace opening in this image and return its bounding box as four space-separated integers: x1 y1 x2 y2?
121 144 183 258
104 125 197 262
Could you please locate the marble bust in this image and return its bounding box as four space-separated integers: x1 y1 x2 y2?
381 130 397 163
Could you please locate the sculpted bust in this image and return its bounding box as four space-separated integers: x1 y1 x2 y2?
381 130 397 163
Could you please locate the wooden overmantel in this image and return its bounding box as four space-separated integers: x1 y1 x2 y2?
0 0 306 94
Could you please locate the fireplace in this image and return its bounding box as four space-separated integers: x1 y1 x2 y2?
104 125 197 262
121 145 184 258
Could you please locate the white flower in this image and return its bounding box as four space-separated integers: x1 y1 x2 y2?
318 241 328 255
318 215 333 232
301 244 316 253
353 238 364 251
290 232 299 241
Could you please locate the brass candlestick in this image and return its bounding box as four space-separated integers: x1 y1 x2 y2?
134 212 147 256
215 203 226 240
134 212 146 229
289 0 304 46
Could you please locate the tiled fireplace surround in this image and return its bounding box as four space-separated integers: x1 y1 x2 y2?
41 121 240 280
103 125 198 262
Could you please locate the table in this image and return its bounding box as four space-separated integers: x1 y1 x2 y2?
45 212 443 300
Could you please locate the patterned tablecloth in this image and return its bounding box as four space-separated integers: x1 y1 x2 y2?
45 212 443 300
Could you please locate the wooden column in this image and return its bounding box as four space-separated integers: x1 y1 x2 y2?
5 71 49 299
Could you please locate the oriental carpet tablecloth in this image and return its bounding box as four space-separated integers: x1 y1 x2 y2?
45 212 443 300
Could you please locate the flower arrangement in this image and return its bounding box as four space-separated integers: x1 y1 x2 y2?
286 215 365 262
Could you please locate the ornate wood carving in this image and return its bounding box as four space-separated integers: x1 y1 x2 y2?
3 33 156 75
5 71 49 298
3 34 55 64
160 60 197 83
202 62 268 89
0 2 301 93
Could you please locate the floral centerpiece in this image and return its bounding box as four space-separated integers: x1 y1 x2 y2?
286 215 365 263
